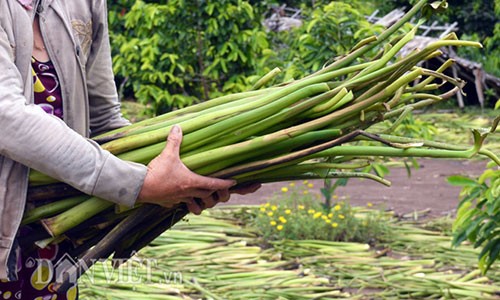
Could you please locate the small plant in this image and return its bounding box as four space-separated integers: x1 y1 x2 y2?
320 178 348 209
252 181 391 244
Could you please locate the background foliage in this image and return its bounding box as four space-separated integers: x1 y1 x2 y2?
371 0 500 78
107 0 499 111
107 0 272 114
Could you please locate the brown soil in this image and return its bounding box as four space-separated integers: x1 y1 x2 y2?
227 159 489 217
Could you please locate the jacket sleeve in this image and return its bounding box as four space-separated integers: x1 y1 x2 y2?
86 0 129 137
0 25 147 207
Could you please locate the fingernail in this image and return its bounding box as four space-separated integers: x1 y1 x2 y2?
171 125 181 134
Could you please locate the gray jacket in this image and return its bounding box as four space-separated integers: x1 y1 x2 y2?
0 0 148 280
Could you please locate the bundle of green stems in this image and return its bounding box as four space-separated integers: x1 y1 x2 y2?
22 0 499 291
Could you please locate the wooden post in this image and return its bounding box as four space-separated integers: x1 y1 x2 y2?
473 68 485 109
452 66 465 108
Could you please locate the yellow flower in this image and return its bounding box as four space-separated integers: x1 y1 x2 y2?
321 215 328 220
303 180 309 185
307 183 314 188
313 212 322 219
303 190 309 195
334 204 341 211
265 203 271 208
259 207 266 212
285 209 292 215
338 214 345 220
281 187 289 193
267 212 274 217
367 202 373 207
333 195 339 199
289 182 296 187
298 205 305 210
327 213 334 218
277 225 284 231
271 205 278 211
279 216 287 223
332 222 338 228
308 209 315 214
325 219 332 224
270 220 277 226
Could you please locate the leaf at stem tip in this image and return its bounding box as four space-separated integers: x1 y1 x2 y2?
422 1 448 20
490 115 499 133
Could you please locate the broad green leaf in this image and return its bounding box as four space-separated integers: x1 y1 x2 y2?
306 19 319 33
452 230 468 247
478 169 499 184
447 175 480 187
487 240 500 270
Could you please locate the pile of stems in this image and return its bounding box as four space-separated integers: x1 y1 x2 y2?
22 0 500 291
79 208 500 300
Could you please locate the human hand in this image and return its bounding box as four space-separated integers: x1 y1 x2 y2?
137 125 236 210
184 183 262 215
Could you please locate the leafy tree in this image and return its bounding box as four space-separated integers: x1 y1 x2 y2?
266 1 384 80
107 0 272 114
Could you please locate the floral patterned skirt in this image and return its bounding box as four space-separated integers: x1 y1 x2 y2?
0 227 78 300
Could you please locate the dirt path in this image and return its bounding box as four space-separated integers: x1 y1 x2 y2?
228 159 489 217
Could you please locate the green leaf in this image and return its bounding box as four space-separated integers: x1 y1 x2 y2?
206 3 215 16
372 164 389 178
306 19 319 33
453 201 474 232
404 161 412 177
447 175 480 187
479 238 500 273
452 229 468 247
487 240 500 270
255 33 269 50
422 1 449 19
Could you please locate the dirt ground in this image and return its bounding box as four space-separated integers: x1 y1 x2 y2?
228 159 490 217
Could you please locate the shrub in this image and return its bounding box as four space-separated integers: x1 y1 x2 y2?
450 164 500 273
252 181 391 244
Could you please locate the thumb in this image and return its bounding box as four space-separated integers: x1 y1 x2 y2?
163 125 183 158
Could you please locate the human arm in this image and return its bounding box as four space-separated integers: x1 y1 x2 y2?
86 0 129 137
0 19 147 206
83 0 257 210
